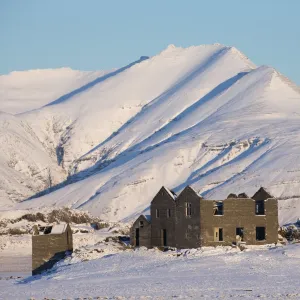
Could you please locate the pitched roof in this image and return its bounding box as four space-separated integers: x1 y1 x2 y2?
51 223 68 234
151 186 176 204
164 186 176 200
252 187 274 201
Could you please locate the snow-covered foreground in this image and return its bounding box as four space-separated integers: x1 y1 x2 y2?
1 243 300 299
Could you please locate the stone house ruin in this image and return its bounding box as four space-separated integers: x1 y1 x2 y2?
32 223 73 275
130 186 278 248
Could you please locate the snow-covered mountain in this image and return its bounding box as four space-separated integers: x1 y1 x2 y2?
1 44 300 225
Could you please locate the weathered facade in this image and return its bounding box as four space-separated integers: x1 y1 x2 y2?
32 223 73 275
175 186 202 249
130 186 279 248
130 215 151 248
151 187 176 247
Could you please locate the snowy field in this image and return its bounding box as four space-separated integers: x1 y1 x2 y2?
0 230 300 299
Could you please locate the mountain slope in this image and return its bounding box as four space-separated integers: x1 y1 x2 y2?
19 44 255 172
0 112 65 207
0 68 107 114
0 44 300 225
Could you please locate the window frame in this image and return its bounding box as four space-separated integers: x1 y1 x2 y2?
167 208 171 218
156 209 159 218
255 200 265 215
185 202 192 217
214 201 224 216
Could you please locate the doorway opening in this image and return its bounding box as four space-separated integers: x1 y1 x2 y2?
161 229 167 246
236 227 244 242
214 228 223 242
135 228 140 246
256 227 266 241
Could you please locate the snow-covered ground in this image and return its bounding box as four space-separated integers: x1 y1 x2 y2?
0 219 129 269
0 237 299 299
0 216 299 299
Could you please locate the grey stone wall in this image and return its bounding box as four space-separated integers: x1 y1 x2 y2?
200 197 278 246
130 215 151 248
150 187 176 247
175 186 201 249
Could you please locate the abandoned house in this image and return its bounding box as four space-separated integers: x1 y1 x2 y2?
130 186 278 248
32 223 73 275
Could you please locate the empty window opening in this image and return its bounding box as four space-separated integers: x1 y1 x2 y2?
139 221 144 228
255 200 265 215
236 227 244 242
43 226 53 234
214 201 223 215
256 227 266 241
185 202 192 217
167 209 171 218
156 209 160 218
214 228 223 242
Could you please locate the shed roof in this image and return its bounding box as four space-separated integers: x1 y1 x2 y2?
36 223 69 235
51 223 68 234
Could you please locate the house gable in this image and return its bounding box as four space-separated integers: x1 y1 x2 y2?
132 215 151 227
130 215 151 248
175 185 201 205
151 186 176 206
252 187 273 201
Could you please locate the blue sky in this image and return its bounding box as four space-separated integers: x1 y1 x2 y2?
1 0 300 85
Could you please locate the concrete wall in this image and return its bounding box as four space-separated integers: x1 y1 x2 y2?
32 225 73 275
130 186 279 249
151 187 176 247
200 198 278 246
175 186 201 249
130 215 151 248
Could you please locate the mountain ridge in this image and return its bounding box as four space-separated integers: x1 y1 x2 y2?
0 44 299 225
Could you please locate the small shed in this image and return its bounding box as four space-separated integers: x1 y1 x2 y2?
32 223 73 275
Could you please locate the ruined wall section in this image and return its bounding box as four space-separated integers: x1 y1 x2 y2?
200 198 278 246
175 186 201 249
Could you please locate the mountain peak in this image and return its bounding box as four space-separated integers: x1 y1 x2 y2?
0 44 300 226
